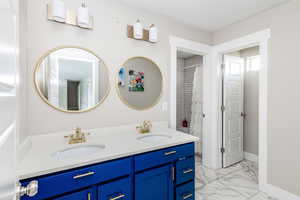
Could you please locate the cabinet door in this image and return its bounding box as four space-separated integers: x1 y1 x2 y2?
135 164 173 200
53 188 94 200
98 177 131 200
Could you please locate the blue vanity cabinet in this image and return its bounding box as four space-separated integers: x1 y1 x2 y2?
134 143 195 200
52 188 95 200
20 142 196 200
135 164 174 200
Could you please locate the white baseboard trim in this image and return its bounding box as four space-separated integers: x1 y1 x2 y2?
261 183 300 200
244 151 258 163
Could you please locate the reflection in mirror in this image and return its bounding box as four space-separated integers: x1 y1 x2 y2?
117 57 162 110
35 47 110 112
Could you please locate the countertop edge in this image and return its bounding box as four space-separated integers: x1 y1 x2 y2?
19 139 197 180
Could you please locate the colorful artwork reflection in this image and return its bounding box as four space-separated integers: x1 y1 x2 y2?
128 70 144 92
118 67 125 87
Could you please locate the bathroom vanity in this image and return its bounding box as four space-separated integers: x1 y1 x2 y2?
18 125 198 200
18 46 198 200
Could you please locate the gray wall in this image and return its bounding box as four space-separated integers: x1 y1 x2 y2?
240 46 259 156
213 0 300 196
25 0 211 135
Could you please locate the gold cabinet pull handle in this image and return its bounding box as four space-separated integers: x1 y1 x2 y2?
183 169 193 174
73 171 95 179
88 192 91 200
110 194 125 200
183 193 193 199
164 150 177 156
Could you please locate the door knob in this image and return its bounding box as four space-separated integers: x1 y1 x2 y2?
241 112 246 118
17 180 38 198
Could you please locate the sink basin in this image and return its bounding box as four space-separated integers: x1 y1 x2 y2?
137 134 172 144
52 145 105 160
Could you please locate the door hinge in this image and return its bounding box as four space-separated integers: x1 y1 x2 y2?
221 147 225 154
221 105 225 112
221 63 225 69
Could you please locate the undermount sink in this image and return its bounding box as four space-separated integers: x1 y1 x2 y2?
52 144 106 160
137 134 172 144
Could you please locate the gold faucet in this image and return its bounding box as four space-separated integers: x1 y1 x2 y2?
64 127 87 144
136 121 152 134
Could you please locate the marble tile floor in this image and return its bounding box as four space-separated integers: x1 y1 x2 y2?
195 157 278 200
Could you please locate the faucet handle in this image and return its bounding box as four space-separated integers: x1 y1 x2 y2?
143 121 152 129
75 127 81 133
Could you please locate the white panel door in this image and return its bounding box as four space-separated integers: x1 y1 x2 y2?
0 0 18 199
222 55 244 168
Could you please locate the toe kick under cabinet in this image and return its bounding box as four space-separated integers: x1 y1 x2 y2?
21 142 195 200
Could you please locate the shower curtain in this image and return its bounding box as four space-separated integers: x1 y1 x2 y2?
190 67 203 155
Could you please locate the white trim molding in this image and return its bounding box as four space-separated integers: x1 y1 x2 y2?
244 152 258 163
169 36 213 168
211 29 271 187
261 184 300 200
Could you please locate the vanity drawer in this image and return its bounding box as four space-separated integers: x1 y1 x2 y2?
175 181 195 200
21 158 131 200
176 157 195 185
52 188 95 200
98 177 131 200
134 143 194 172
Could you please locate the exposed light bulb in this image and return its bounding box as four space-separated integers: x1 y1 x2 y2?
77 0 90 28
133 19 143 40
52 0 66 23
149 24 158 43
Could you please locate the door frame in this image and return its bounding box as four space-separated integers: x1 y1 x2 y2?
212 29 271 188
169 36 213 167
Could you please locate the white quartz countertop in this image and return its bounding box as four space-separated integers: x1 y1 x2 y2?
18 123 199 180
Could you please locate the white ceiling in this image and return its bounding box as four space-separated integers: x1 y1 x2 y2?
118 0 289 31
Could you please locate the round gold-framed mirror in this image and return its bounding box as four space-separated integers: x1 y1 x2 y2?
116 56 163 110
34 46 110 113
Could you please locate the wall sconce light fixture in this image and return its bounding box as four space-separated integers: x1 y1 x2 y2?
127 20 158 43
47 0 93 30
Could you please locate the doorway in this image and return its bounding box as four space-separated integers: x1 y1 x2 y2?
176 50 204 158
67 80 80 111
169 36 212 168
